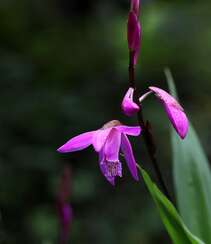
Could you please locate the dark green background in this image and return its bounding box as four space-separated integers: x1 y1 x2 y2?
0 0 211 243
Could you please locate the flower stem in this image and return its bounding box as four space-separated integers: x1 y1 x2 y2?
128 51 172 201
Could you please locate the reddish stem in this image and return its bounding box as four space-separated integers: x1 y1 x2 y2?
128 51 172 201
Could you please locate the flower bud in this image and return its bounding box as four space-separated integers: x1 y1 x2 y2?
127 11 141 65
149 86 189 139
131 0 140 16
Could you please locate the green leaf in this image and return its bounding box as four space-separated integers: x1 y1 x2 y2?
138 166 204 244
165 68 211 243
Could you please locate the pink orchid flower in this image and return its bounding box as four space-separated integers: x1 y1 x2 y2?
121 87 140 116
57 120 141 185
148 86 189 139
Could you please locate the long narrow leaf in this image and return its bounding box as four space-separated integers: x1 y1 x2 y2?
138 166 204 244
165 68 211 243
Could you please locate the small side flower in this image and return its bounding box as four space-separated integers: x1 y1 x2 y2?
121 87 140 116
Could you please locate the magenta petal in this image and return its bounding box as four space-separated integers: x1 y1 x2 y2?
121 134 139 181
92 128 112 152
149 86 189 139
104 129 121 161
121 87 140 116
57 131 95 153
115 125 141 136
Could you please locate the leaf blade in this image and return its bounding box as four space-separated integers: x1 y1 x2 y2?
139 166 204 244
166 68 211 243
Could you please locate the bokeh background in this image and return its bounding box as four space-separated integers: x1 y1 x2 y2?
0 0 211 243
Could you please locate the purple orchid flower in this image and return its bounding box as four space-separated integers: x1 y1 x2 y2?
121 87 140 116
148 86 189 139
57 120 141 185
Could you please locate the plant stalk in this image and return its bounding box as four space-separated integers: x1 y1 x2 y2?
128 51 172 201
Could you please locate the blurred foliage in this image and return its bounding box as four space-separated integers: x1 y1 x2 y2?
0 0 211 243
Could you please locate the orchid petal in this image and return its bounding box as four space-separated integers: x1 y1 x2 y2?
92 128 112 152
99 150 115 185
121 134 139 181
104 129 121 161
57 131 95 153
115 125 141 136
121 87 140 116
149 86 189 139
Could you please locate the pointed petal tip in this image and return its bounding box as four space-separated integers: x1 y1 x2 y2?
57 146 67 153
57 147 62 153
57 131 95 154
178 120 189 140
